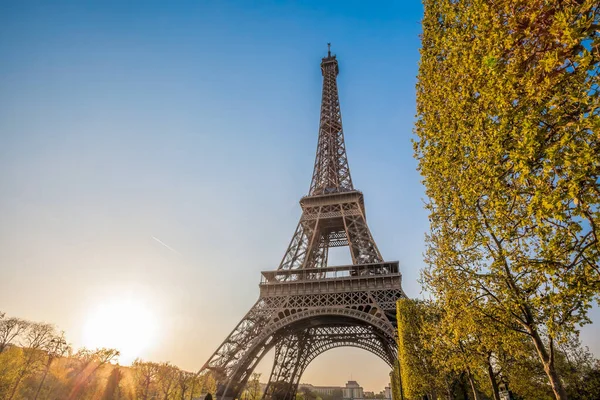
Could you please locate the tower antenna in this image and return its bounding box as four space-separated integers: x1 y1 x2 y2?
327 42 331 57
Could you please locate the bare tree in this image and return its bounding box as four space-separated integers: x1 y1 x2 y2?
0 314 30 353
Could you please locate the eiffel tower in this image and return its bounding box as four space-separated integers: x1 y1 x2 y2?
201 45 406 400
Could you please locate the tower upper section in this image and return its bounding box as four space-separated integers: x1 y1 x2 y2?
308 45 354 196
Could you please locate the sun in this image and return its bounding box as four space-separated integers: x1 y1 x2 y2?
82 297 158 365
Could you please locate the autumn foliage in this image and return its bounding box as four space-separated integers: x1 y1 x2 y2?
410 0 599 399
396 299 600 399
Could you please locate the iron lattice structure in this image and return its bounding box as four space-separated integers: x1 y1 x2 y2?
201 46 406 400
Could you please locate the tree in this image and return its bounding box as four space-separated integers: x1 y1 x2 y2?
415 1 599 399
0 313 30 353
198 370 217 397
396 299 440 399
0 311 228 400
298 387 317 400
183 371 211 400
7 322 55 400
243 372 262 400
0 346 24 398
175 370 194 400
390 361 402 400
33 331 70 400
570 360 600 400
156 362 178 400
133 359 160 400
555 336 600 399
420 280 542 400
67 347 119 400
101 367 124 400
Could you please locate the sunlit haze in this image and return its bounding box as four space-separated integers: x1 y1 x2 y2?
82 295 159 365
0 0 598 392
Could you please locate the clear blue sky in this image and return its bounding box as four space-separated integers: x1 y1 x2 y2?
0 0 597 392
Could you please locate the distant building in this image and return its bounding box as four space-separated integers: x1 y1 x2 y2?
343 380 364 400
298 383 344 396
298 380 392 400
383 385 392 400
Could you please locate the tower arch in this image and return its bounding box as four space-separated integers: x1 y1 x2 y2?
215 310 396 399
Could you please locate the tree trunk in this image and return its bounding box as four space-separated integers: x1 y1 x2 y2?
8 355 34 400
34 360 52 400
530 330 568 400
188 380 196 400
459 373 469 400
7 370 25 400
465 368 481 400
487 358 500 400
445 382 454 400
444 380 452 400
142 379 150 400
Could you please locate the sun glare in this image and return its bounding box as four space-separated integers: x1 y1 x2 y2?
82 297 158 365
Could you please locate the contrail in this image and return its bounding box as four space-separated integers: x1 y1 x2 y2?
151 236 182 256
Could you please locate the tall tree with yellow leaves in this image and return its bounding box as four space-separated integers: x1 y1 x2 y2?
416 1 599 399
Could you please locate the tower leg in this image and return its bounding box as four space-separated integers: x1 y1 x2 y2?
205 298 279 400
263 333 309 400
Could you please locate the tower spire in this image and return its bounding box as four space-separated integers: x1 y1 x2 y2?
309 46 353 195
